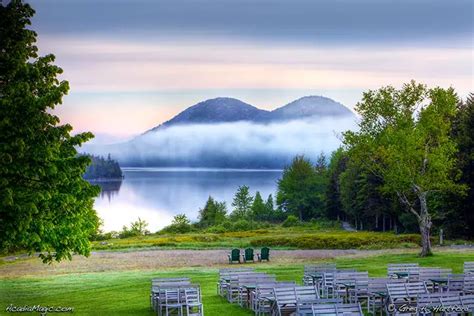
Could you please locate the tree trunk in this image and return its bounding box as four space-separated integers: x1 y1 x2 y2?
382 214 386 232
375 213 379 230
418 192 432 257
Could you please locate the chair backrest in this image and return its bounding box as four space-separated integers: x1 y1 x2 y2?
219 267 254 274
386 282 427 302
245 248 254 260
304 263 337 273
368 278 405 294
417 292 456 310
464 275 474 292
273 287 298 306
295 285 320 300
447 273 465 292
464 262 474 274
260 247 270 260
152 277 190 283
230 248 240 261
297 298 343 315
312 303 363 316
184 288 201 305
419 267 452 280
461 294 474 311
439 293 462 310
165 289 181 305
387 263 420 280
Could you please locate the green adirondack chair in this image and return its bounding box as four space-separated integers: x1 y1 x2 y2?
242 248 255 263
228 248 240 264
258 247 270 262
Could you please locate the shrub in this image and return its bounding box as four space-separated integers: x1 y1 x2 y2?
232 219 254 231
206 225 227 234
160 223 193 234
249 232 421 249
282 215 300 227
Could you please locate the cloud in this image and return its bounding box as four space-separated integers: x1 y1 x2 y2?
31 0 473 46
83 117 358 168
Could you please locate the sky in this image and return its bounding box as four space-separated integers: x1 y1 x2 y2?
29 0 473 143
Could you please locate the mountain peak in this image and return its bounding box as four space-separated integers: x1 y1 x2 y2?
271 95 353 119
146 95 353 133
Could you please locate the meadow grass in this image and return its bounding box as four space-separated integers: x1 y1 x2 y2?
91 226 421 251
1 250 473 316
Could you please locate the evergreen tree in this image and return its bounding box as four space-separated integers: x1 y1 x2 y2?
0 1 100 263
231 185 253 219
277 155 325 221
198 196 227 227
251 191 266 221
265 194 275 218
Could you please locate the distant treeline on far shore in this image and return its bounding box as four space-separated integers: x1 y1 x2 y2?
82 154 123 180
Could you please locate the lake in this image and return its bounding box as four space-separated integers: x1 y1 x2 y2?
93 168 282 232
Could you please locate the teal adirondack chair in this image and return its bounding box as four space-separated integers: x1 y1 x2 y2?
257 247 270 262
242 248 255 263
228 248 240 264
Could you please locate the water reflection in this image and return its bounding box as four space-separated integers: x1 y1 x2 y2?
93 168 282 232
91 180 123 201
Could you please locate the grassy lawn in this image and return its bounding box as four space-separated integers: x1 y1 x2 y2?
1 250 473 315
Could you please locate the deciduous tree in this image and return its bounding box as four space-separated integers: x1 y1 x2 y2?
0 1 100 263
343 81 461 256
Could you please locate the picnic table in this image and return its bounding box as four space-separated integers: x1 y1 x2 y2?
394 272 409 279
429 278 448 292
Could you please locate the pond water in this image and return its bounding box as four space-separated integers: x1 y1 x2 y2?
93 168 282 232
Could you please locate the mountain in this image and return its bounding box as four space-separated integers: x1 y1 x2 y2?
147 95 353 132
149 97 270 132
83 95 356 168
269 96 353 120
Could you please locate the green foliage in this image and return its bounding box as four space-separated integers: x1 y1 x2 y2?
282 215 300 227
440 94 474 237
198 196 227 227
0 1 100 263
277 155 327 221
343 81 462 255
161 214 193 234
119 218 149 238
82 154 122 180
250 231 421 249
231 185 253 219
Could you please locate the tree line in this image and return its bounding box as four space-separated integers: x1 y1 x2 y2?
164 85 473 257
82 154 123 180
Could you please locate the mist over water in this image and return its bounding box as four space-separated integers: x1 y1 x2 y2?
90 117 357 231
85 117 357 168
